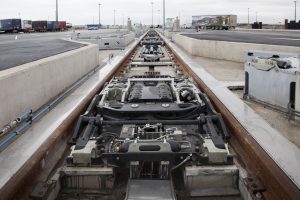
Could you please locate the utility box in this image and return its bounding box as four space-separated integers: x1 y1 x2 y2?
244 50 300 117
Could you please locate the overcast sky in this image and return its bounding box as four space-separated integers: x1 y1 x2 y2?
0 0 298 25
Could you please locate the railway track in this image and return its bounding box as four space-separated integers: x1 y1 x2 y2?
0 30 299 200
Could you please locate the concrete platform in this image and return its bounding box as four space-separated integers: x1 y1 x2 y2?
0 40 99 129
188 56 244 81
0 29 130 71
73 32 135 50
165 30 300 63
182 30 300 47
0 39 85 71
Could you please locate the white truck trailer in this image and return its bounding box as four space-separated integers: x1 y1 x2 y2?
192 15 237 30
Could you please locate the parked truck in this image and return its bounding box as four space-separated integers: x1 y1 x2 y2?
21 20 33 32
66 23 73 29
32 20 48 32
192 15 237 30
0 19 22 32
47 21 58 31
58 21 67 31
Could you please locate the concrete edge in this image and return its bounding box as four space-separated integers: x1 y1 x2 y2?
172 33 300 63
235 28 300 33
0 42 97 78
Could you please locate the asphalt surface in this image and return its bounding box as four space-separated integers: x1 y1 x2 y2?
0 29 128 71
182 30 300 47
0 39 85 71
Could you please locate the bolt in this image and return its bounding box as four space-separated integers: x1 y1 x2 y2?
255 192 263 199
162 104 170 108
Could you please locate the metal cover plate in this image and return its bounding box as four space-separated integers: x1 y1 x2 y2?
125 179 176 200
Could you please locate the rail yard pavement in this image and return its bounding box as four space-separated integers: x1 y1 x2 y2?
182 30 300 47
0 39 85 71
0 29 129 71
170 37 300 149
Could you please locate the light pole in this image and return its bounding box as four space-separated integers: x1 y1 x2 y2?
114 9 116 27
158 9 161 26
294 1 298 21
123 13 125 27
163 0 165 30
56 0 58 22
247 8 249 25
98 3 101 28
256 11 258 22
151 2 154 27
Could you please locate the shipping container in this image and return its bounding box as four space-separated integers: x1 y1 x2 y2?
0 19 22 32
21 20 32 32
58 21 67 31
252 22 263 29
47 21 58 31
87 24 100 30
285 19 300 30
32 20 47 32
192 15 237 30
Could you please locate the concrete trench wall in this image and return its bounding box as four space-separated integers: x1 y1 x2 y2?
75 32 135 49
124 32 135 45
0 43 99 128
164 30 176 39
172 33 300 63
